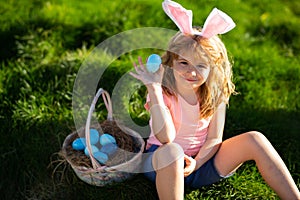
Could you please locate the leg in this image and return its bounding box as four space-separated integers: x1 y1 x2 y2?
214 131 300 199
152 143 185 200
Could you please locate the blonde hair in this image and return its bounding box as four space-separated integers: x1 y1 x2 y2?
161 29 236 119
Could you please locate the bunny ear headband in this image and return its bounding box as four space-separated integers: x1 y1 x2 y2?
162 0 236 39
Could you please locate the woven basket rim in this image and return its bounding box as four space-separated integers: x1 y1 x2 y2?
61 123 145 173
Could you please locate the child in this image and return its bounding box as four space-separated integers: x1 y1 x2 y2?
130 1 300 199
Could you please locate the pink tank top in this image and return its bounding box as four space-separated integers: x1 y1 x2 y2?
145 93 211 156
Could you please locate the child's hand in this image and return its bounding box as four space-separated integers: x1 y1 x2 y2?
129 56 164 86
183 155 196 177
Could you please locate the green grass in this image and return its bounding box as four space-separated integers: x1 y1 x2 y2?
0 0 299 199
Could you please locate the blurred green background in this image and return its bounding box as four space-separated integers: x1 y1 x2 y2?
0 0 299 199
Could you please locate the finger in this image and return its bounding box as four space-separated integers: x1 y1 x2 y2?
184 167 192 177
184 171 189 177
183 156 195 176
133 58 144 72
129 72 141 80
184 155 191 162
132 61 137 68
134 64 141 73
184 162 194 172
138 56 147 71
138 56 143 66
133 64 141 74
134 63 144 74
156 64 164 75
184 172 191 177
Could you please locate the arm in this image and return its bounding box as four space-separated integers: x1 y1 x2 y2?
194 102 226 169
146 84 176 144
129 57 176 144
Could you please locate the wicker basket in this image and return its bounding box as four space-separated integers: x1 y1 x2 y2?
61 88 145 186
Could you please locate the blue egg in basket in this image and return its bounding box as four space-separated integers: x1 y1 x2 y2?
89 129 99 145
100 143 118 156
84 145 99 157
94 151 108 165
99 133 116 146
72 138 86 150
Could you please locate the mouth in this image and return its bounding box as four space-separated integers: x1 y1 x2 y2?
185 78 198 82
185 71 198 82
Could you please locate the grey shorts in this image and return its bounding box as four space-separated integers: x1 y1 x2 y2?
143 145 226 188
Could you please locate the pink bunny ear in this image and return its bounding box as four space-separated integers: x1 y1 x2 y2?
162 0 193 35
199 8 236 38
162 1 236 39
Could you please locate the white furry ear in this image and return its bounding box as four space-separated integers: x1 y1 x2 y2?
162 0 193 35
162 0 236 38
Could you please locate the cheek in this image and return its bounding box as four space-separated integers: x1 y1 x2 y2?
173 70 182 81
173 65 186 78
197 69 210 80
173 64 185 73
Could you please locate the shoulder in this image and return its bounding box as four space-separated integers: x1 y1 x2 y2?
144 91 176 110
162 92 177 107
208 103 226 125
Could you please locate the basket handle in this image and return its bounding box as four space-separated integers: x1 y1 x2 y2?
85 88 113 169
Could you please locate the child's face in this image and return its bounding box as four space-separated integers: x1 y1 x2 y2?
172 51 210 92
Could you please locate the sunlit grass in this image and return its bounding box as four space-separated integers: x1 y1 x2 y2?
0 0 299 199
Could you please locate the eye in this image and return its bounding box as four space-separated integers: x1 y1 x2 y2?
197 65 208 69
179 61 189 65
178 59 189 66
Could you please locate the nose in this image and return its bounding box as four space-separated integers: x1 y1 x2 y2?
191 71 196 77
186 65 197 76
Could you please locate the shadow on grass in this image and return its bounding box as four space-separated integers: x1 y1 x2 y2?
1 104 299 199
0 16 124 62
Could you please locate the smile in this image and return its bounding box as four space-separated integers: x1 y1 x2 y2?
185 78 198 82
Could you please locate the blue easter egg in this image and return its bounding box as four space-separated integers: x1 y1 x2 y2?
99 134 116 146
84 145 99 157
146 54 161 73
72 138 86 150
89 129 99 145
100 143 118 155
94 151 108 165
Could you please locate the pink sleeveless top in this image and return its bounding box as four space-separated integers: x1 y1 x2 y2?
145 93 212 156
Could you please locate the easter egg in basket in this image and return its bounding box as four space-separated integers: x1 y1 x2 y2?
89 129 100 144
72 138 86 150
100 143 118 156
94 151 109 165
84 145 99 157
100 133 116 146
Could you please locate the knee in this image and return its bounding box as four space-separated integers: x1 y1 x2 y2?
244 131 271 151
246 131 268 142
152 143 184 171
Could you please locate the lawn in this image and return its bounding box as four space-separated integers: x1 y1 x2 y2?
0 0 299 199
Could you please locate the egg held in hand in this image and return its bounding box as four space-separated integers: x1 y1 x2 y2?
146 54 161 73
